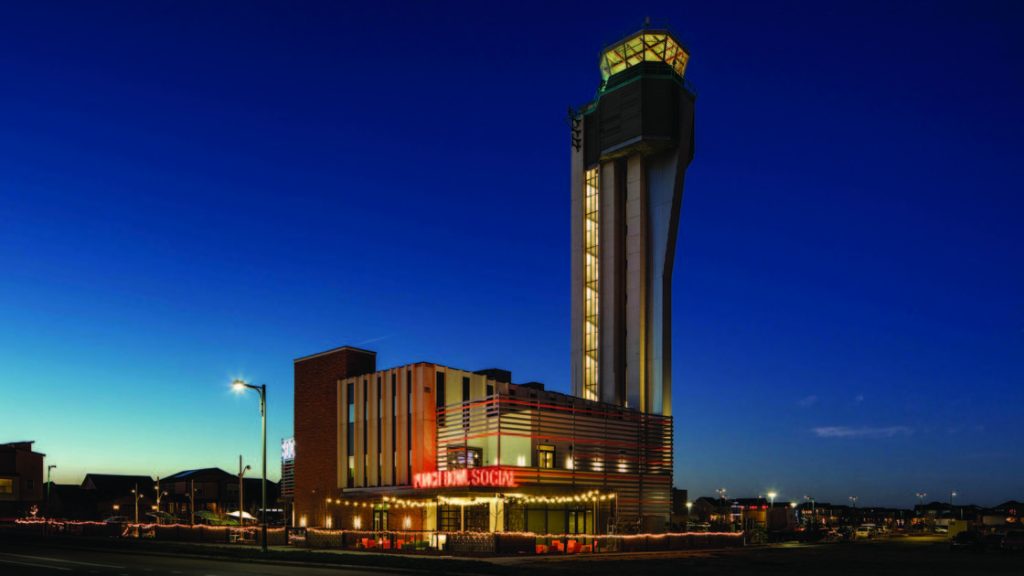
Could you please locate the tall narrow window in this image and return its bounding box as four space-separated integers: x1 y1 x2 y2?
406 370 412 483
346 382 354 488
362 379 368 486
376 376 382 487
583 166 600 401
436 372 446 427
461 376 471 430
391 373 397 484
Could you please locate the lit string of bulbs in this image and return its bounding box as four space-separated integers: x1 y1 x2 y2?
323 490 617 509
511 490 615 504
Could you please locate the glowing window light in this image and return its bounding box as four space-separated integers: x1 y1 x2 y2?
352 516 362 529
583 167 600 402
566 456 575 470
599 30 690 82
516 454 526 467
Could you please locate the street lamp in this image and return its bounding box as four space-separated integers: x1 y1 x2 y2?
46 464 57 517
232 378 268 553
239 455 251 527
715 488 729 530
766 491 777 530
153 477 167 522
916 492 927 506
804 495 817 527
130 484 145 524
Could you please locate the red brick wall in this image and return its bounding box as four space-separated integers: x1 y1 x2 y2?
293 347 375 527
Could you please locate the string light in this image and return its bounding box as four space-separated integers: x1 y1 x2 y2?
511 490 615 505
321 489 616 509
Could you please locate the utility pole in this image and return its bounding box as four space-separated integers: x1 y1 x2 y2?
189 479 195 525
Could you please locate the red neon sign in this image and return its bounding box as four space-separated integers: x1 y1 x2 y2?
413 467 516 489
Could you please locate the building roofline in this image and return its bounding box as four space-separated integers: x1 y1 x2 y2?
293 345 377 363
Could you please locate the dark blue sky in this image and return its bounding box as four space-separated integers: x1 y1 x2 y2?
1 1 1021 507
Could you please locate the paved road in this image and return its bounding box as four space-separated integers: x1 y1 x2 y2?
0 540 409 575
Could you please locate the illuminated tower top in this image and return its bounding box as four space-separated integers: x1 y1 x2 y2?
599 29 690 84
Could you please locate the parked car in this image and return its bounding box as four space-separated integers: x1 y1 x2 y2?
984 532 1006 550
102 516 129 524
950 530 985 552
935 525 949 534
1002 530 1024 551
854 524 876 539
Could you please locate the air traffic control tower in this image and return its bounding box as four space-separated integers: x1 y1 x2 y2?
570 29 695 417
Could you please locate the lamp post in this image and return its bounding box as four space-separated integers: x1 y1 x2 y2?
715 488 728 530
153 477 167 523
950 490 960 520
46 464 57 517
766 491 777 531
233 379 268 553
130 484 144 524
804 495 816 528
239 455 251 527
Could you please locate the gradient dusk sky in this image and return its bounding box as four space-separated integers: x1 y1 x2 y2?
1 1 1022 507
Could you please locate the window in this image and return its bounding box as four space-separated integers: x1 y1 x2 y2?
407 370 412 483
537 444 555 469
391 373 397 484
377 377 382 486
486 384 494 397
446 446 482 470
346 382 355 487
0 478 12 495
583 166 600 401
436 372 446 426
362 380 368 485
461 376 471 430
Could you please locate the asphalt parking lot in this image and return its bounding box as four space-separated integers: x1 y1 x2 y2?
2 533 1021 576
508 536 1024 576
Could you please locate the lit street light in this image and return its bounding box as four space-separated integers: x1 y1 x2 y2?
130 484 145 524
232 378 268 553
804 495 817 527
766 491 777 530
